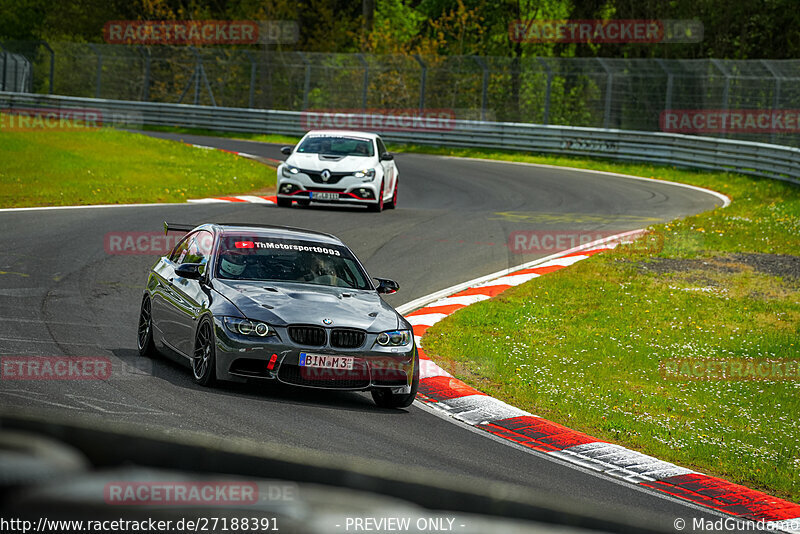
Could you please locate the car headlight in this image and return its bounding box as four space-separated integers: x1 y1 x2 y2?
375 330 411 347
353 168 376 181
282 165 300 178
224 317 276 338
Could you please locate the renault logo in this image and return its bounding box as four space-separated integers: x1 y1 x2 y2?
321 170 331 182
322 318 333 325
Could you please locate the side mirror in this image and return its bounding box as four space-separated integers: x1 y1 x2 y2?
175 263 203 280
374 278 399 295
380 152 394 161
281 146 293 156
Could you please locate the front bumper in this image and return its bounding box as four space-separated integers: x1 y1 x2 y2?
212 318 416 393
277 170 381 205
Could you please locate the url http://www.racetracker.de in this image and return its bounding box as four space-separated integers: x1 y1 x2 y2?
0 517 281 533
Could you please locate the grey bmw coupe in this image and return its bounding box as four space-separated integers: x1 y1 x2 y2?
137 222 419 408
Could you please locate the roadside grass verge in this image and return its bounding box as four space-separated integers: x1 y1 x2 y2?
423 169 800 501
0 123 275 208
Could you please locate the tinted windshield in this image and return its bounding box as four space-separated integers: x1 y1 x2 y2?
215 235 372 290
296 136 374 157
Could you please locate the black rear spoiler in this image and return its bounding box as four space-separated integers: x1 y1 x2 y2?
163 222 196 235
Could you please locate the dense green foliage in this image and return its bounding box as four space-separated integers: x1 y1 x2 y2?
2 0 798 59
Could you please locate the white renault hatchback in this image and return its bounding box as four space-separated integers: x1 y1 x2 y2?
276 130 398 212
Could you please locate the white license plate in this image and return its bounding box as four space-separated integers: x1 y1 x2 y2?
299 353 354 370
311 192 338 201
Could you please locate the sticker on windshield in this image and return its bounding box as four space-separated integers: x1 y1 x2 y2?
256 241 341 256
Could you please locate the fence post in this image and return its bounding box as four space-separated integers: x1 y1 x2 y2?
413 54 427 111
536 57 552 125
1 49 7 92
40 41 54 94
88 43 103 98
655 58 674 113
298 52 310 110
8 53 18 93
138 46 151 102
761 59 781 144
711 59 730 138
472 56 489 121
244 50 256 109
597 57 613 129
357 53 369 110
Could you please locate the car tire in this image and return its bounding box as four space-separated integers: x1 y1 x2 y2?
192 316 216 387
371 352 419 409
385 181 398 209
277 198 292 208
368 182 384 212
137 296 157 358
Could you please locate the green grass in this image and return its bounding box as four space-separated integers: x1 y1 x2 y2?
424 169 800 501
0 123 276 208
142 124 301 147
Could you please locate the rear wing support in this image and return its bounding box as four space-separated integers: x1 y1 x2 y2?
163 222 196 235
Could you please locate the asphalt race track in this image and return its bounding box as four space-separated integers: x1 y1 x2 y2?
0 132 728 528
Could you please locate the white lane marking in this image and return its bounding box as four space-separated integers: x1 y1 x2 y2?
64 394 168 415
473 272 540 288
0 202 197 213
406 313 449 327
420 359 451 379
425 294 491 308
187 198 233 204
0 336 102 346
0 317 119 328
433 394 534 425
0 390 87 410
435 154 732 208
397 229 646 316
534 255 591 268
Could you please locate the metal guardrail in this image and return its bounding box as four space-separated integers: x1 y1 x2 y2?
1 91 798 185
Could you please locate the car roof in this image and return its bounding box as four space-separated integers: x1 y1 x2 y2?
209 223 344 246
303 129 380 140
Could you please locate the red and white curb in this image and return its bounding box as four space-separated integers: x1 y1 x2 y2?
399 231 800 532
184 143 280 205
183 142 279 164
188 195 277 205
